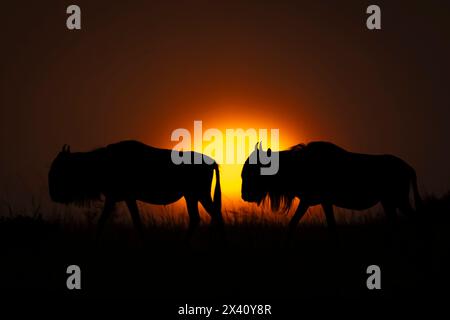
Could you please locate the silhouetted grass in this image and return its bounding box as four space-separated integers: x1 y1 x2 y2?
0 194 449 302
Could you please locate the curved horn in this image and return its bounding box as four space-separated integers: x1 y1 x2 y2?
254 142 259 163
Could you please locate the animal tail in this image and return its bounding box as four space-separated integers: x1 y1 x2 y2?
213 162 222 216
411 168 423 212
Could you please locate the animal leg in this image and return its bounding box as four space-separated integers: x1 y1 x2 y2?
199 194 226 246
398 199 417 220
381 200 399 248
382 201 398 227
125 199 145 236
97 197 115 237
288 200 309 237
185 197 200 239
322 203 339 245
199 195 224 228
322 203 337 232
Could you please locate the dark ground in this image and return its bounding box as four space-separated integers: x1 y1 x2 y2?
1 195 450 314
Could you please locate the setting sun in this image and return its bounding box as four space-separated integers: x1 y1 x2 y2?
166 113 299 204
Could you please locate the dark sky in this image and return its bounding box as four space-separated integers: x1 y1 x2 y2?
1 0 450 207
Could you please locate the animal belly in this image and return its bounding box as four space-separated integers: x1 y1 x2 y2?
319 171 382 210
332 193 379 210
137 190 183 205
112 172 183 205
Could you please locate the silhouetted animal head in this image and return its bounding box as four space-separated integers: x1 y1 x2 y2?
48 144 104 206
241 143 301 212
241 142 275 204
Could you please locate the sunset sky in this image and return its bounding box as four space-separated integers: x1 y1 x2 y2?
2 1 450 209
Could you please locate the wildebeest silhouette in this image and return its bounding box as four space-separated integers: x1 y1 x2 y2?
241 141 421 235
49 140 223 236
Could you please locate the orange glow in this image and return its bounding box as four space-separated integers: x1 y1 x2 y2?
201 131 295 202
158 105 301 205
